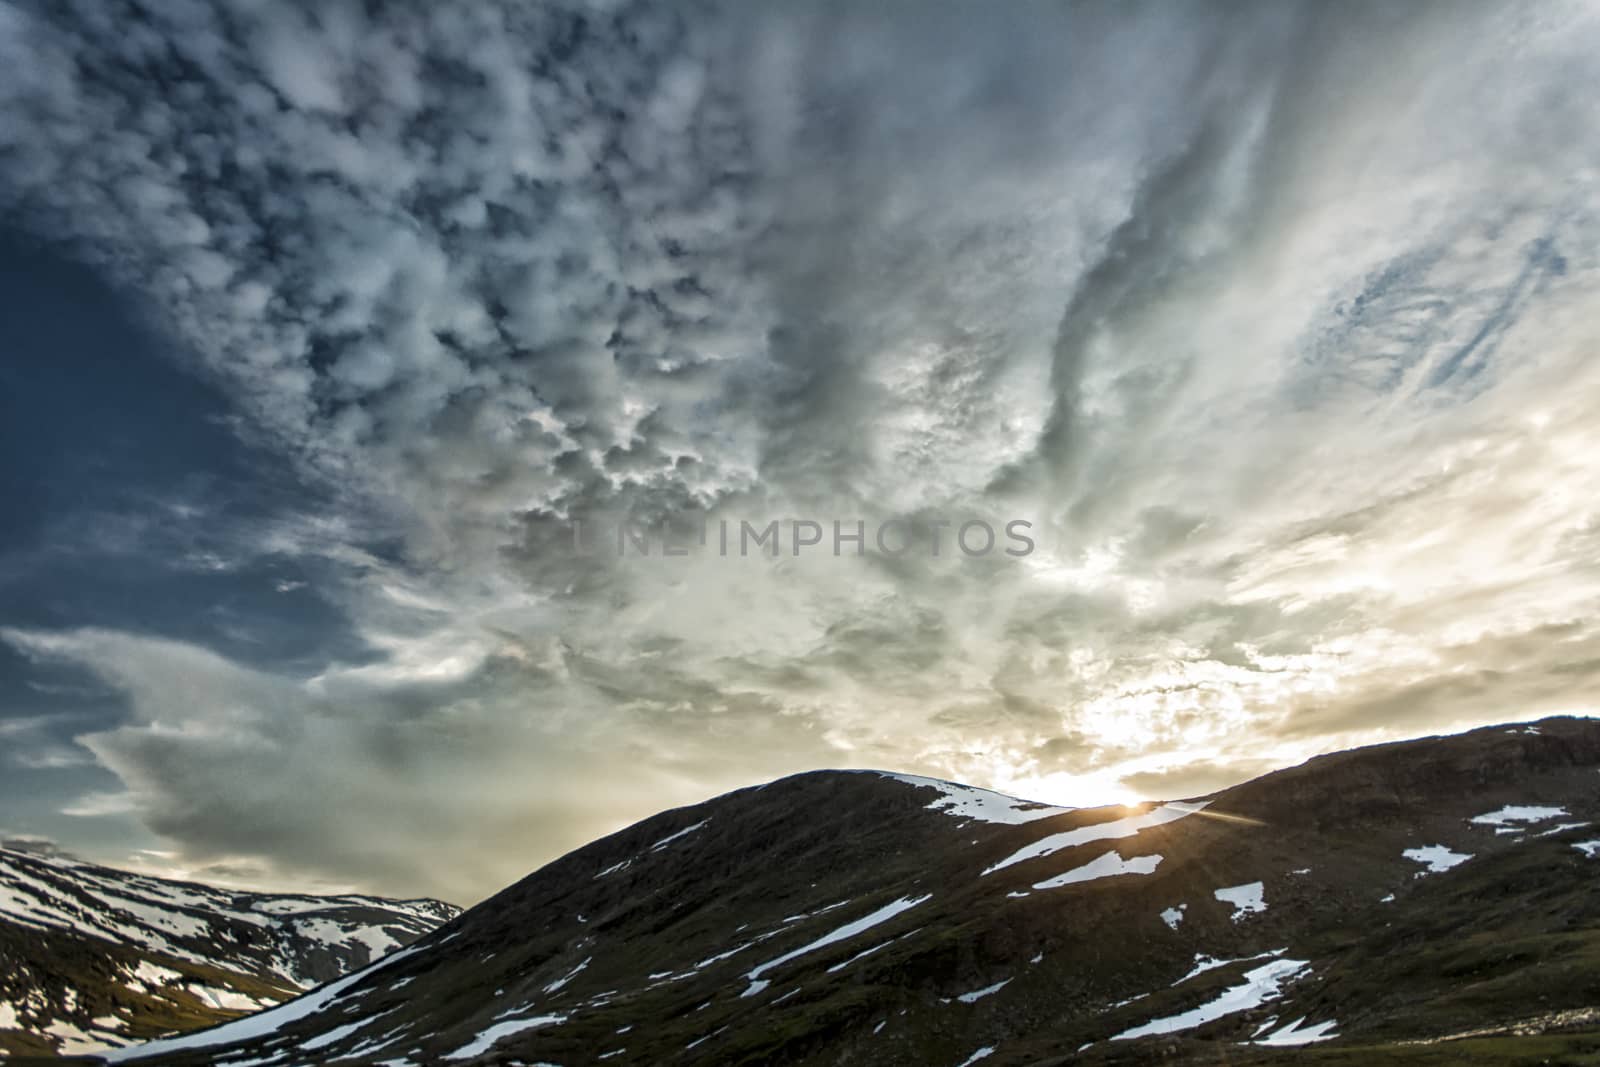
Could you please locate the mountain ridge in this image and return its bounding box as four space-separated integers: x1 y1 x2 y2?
69 714 1600 1066
0 847 460 1059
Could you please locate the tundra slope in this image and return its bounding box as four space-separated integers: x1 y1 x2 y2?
105 716 1600 1065
0 849 458 1059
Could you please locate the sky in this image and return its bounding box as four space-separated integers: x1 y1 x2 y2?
1 0 1600 905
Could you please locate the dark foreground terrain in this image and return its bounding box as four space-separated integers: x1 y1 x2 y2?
19 716 1600 1065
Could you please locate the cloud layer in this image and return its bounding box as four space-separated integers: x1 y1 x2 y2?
3 0 1600 900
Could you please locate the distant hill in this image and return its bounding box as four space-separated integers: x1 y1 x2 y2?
68 716 1600 1065
0 848 459 1059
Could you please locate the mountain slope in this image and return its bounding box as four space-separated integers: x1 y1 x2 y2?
101 716 1600 1066
0 849 459 1059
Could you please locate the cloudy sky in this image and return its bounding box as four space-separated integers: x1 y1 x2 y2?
2 0 1599 904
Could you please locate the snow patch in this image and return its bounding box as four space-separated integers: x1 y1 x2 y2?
1114 959 1309 1040
543 956 590 994
1213 881 1266 921
650 820 708 851
44 1018 120 1056
1175 949 1286 986
1253 1015 1339 1046
133 961 181 986
301 1017 377 1052
594 858 631 879
742 895 930 996
1161 904 1186 930
1034 850 1162 890
686 1026 729 1050
443 1015 567 1060
103 944 424 1061
1403 845 1472 874
878 773 1071 825
1469 805 1567 827
188 984 273 1012
985 802 1207 875
825 938 896 974
956 979 1011 1004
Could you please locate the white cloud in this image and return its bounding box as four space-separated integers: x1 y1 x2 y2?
61 790 137 817
3 0 1600 898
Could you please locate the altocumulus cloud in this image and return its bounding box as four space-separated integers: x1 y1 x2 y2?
3 0 1600 899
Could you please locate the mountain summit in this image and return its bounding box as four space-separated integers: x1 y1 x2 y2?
65 717 1600 1064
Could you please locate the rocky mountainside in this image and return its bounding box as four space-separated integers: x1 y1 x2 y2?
0 849 459 1059
90 716 1600 1066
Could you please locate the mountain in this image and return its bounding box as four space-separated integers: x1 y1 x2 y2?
89 715 1600 1066
0 848 459 1060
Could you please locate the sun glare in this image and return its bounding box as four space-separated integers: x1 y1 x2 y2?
999 768 1146 810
